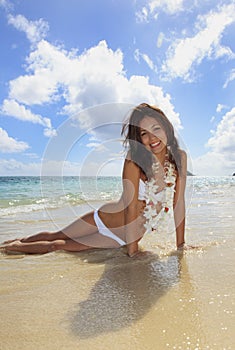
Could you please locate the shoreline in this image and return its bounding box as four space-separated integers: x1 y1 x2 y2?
0 240 234 349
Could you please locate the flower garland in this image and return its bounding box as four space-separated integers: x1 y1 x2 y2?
143 156 176 234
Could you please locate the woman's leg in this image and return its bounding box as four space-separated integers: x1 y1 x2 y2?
3 239 92 254
3 211 98 244
4 231 66 244
3 230 122 254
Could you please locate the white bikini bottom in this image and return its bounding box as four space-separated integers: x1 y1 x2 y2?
94 210 126 246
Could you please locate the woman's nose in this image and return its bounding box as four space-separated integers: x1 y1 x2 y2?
149 132 157 141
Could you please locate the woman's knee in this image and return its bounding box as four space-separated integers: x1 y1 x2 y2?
50 239 66 251
5 240 22 250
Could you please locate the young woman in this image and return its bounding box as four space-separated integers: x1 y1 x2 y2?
2 103 187 257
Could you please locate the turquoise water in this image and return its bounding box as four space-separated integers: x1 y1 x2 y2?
0 176 235 350
0 176 122 215
0 175 234 245
0 175 234 213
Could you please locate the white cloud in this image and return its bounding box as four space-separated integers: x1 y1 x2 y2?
142 53 155 70
24 152 40 159
136 0 185 21
42 158 119 177
86 143 107 152
0 159 82 176
0 0 12 10
210 115 215 123
9 71 59 105
149 0 184 15
223 68 235 88
3 38 182 135
134 49 141 63
157 32 165 48
134 49 156 71
193 151 235 176
216 103 227 113
2 99 50 126
161 3 235 81
0 157 124 176
207 107 235 153
135 6 149 23
0 128 29 153
41 160 82 176
43 128 57 138
193 107 235 175
93 159 123 177
1 99 56 137
2 9 183 142
8 14 49 44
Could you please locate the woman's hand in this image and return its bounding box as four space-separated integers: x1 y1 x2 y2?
177 243 200 251
128 250 154 258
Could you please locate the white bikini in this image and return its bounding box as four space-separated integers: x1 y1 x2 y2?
138 178 165 202
93 210 126 246
94 179 164 246
138 178 146 200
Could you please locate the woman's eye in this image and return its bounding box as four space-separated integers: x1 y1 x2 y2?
140 132 146 136
153 127 160 132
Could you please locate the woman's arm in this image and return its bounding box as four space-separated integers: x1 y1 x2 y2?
173 150 187 249
122 157 141 257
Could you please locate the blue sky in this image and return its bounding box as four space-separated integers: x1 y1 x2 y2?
0 0 235 176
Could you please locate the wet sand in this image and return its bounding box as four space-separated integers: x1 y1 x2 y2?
0 237 234 350
1 182 235 350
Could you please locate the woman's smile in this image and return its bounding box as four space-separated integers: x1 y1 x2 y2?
139 116 167 154
150 141 161 149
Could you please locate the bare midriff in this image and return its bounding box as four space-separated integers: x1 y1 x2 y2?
98 197 146 242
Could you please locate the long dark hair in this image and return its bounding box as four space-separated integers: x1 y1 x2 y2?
121 103 182 178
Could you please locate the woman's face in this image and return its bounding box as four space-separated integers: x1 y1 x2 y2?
139 116 167 155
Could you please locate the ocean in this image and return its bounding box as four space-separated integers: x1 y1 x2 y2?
0 175 235 349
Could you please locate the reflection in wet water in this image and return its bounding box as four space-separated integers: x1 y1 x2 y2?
70 252 182 338
1 243 234 349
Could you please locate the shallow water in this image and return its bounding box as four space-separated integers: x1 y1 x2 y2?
0 243 234 350
0 176 235 349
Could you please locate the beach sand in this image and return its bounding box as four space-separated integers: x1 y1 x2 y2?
0 236 234 350
1 176 235 350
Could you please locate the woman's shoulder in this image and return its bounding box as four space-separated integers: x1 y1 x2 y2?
179 149 187 162
123 151 141 180
124 150 138 166
178 149 187 177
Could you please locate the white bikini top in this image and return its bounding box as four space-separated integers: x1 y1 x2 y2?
138 179 165 202
138 179 146 200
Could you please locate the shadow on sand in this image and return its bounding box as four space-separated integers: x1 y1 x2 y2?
69 248 184 338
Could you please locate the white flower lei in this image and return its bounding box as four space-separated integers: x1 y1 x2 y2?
143 157 176 234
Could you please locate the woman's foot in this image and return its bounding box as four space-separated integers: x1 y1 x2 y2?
1 239 91 254
2 240 52 254
2 238 23 244
1 240 24 254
